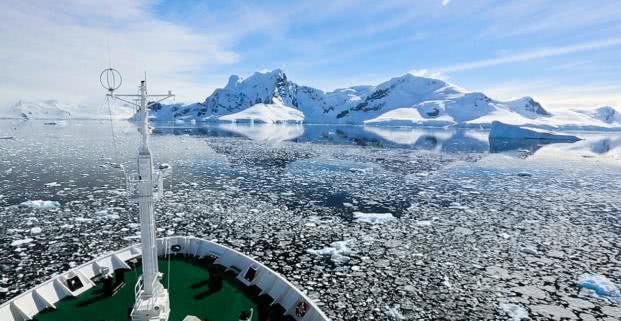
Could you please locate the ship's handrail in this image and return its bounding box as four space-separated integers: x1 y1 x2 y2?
129 275 161 320
134 275 143 300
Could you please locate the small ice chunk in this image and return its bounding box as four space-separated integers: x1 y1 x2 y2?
500 303 529 321
416 220 432 226
499 232 511 239
10 238 34 246
521 246 538 255
353 212 395 224
453 227 473 236
30 227 42 234
96 209 119 219
19 200 61 209
44 182 61 187
383 305 405 320
307 240 354 265
349 167 373 174
577 274 620 303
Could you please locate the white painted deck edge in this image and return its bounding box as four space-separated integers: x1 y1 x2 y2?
0 236 331 321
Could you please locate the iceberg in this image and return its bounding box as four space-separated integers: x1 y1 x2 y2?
489 121 580 141
10 238 34 246
577 274 620 303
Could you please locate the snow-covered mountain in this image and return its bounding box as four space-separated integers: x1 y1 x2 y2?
148 69 620 130
575 106 621 124
0 100 134 120
4 70 619 129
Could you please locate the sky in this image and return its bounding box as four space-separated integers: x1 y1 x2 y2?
0 0 620 110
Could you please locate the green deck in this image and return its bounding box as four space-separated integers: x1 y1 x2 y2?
35 257 258 321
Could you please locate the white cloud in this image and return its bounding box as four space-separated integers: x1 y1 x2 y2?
441 0 451 7
410 69 448 80
484 81 621 110
0 1 238 108
438 38 621 73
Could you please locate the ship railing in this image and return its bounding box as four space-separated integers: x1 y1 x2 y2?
131 276 161 317
134 275 144 300
133 276 159 301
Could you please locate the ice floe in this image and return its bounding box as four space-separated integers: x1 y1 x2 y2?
10 238 33 246
306 240 354 265
19 200 61 209
96 209 120 220
499 303 528 321
353 212 395 224
383 304 405 320
29 227 42 234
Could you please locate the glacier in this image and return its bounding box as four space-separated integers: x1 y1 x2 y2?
0 100 134 120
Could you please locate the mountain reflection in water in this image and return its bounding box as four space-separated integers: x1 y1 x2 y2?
149 122 621 159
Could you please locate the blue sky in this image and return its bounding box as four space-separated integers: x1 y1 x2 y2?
146 0 621 109
1 0 619 109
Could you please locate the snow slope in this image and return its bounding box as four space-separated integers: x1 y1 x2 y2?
218 101 303 124
0 100 134 120
145 69 620 130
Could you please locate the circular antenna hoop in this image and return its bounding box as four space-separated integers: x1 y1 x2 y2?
100 68 122 92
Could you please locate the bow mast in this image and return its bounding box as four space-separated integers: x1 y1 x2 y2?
101 69 174 321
